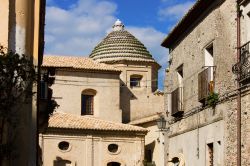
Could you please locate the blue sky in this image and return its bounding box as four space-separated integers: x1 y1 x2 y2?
45 0 195 90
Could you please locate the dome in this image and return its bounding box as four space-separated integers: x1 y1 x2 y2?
89 19 156 63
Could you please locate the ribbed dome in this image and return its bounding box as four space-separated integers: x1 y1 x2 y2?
89 20 155 63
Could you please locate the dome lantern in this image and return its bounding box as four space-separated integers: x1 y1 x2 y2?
112 19 124 31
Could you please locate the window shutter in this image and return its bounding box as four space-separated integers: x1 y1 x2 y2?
198 68 209 101
171 88 178 115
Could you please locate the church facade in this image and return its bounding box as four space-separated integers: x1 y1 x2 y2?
40 20 164 166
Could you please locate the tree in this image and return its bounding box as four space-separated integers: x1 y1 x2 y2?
0 45 36 159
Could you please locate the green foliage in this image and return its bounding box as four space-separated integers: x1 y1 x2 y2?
0 45 36 159
207 92 219 108
0 46 36 114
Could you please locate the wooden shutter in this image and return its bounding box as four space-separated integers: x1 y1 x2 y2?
198 68 209 101
171 88 179 116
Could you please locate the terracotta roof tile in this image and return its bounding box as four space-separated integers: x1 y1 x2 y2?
48 112 148 133
42 55 121 72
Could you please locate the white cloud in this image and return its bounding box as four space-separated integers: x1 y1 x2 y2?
45 0 168 89
158 1 194 20
45 0 117 56
127 27 167 65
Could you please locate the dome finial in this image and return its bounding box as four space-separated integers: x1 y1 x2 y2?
112 19 124 31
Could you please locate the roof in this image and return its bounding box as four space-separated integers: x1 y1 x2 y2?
42 55 121 73
48 112 148 133
89 20 158 64
161 0 216 48
129 114 161 125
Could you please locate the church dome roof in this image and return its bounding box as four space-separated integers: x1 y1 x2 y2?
89 19 156 63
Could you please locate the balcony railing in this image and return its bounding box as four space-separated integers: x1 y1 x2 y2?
171 87 184 117
233 41 250 83
198 67 214 102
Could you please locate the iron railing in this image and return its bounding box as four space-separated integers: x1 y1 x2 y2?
233 41 250 83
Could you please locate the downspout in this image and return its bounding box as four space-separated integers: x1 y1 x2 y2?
37 0 46 165
236 1 241 166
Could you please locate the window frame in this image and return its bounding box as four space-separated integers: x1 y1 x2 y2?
81 89 96 115
130 75 142 88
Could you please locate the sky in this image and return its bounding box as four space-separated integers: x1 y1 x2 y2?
45 0 195 90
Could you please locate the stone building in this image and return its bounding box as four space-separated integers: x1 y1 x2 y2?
0 0 46 165
90 20 165 165
161 0 250 166
40 20 164 166
41 56 147 166
90 19 163 123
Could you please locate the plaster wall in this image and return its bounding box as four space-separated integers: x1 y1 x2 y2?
41 131 145 166
141 122 163 166
0 0 9 48
112 63 164 122
168 120 224 166
51 69 122 122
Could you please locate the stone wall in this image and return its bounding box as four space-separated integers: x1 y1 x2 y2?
164 0 250 165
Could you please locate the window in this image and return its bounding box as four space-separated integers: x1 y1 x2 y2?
54 159 72 166
199 43 215 102
207 143 214 166
172 157 180 166
107 162 121 166
58 141 70 151
176 65 183 87
205 43 214 83
81 89 96 115
108 144 119 153
130 75 142 88
247 11 250 42
171 65 184 117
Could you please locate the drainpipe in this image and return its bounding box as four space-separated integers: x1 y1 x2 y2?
37 0 46 165
236 1 241 166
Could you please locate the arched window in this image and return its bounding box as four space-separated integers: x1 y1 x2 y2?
81 89 96 115
130 74 142 88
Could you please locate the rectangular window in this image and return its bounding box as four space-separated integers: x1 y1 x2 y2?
207 143 214 166
130 75 142 88
171 64 184 117
176 64 183 87
81 95 94 115
247 11 250 42
199 43 215 102
205 43 214 82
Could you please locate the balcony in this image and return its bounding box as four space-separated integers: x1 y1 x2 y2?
233 41 250 84
171 87 184 117
198 67 214 102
